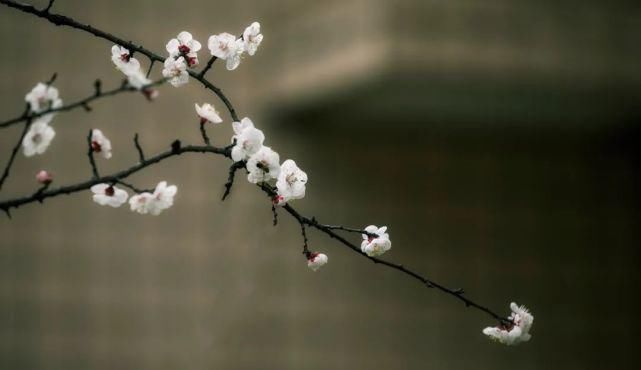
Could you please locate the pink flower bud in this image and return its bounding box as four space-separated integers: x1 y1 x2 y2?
307 252 328 271
35 170 53 184
143 88 159 101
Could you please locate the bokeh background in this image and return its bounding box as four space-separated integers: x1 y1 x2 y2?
1 0 641 369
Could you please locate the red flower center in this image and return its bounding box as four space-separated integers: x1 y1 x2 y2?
272 195 284 205
120 53 131 62
91 141 102 152
105 186 115 196
178 45 190 54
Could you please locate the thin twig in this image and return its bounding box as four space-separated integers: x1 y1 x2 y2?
199 122 211 146
45 72 57 85
221 161 245 201
146 60 155 78
133 133 145 162
44 0 55 12
0 119 32 191
197 55 217 78
0 78 166 129
271 204 278 226
87 130 99 179
93 79 102 96
320 223 377 237
113 179 150 194
300 223 310 256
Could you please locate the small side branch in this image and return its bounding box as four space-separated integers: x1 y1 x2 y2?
114 179 150 194
197 56 217 78
145 60 155 78
0 78 166 129
271 204 278 226
221 161 245 201
86 130 99 179
133 133 145 162
44 0 55 12
316 223 377 237
300 223 310 257
0 119 31 192
94 79 102 96
199 122 211 146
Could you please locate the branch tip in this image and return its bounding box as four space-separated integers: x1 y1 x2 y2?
44 0 55 12
45 72 57 85
171 140 182 154
93 79 102 96
133 133 145 162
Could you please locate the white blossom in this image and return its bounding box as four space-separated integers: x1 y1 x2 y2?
166 31 201 67
307 252 328 271
128 192 154 214
242 22 263 56
361 225 391 257
483 302 534 345
246 146 280 183
128 181 177 216
111 45 141 76
230 117 264 162
207 32 245 70
127 69 152 90
275 159 307 205
91 129 112 159
22 119 55 157
25 83 62 114
162 56 189 87
91 184 128 208
195 103 223 124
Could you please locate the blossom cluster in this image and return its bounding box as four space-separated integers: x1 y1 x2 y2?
160 22 263 89
85 129 178 215
483 302 534 345
111 45 157 98
91 181 177 215
22 82 62 157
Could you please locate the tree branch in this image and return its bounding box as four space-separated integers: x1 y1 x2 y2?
0 78 166 129
0 119 31 191
0 0 239 122
0 143 230 213
0 0 513 327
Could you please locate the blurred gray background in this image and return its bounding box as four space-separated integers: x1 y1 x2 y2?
1 0 641 369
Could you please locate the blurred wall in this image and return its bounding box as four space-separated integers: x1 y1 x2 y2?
1 1 640 370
